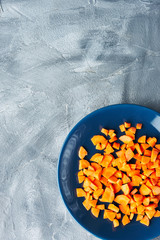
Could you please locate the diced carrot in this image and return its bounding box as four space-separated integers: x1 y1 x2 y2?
139 184 151 195
113 183 121 194
112 142 120 150
144 150 152 157
100 154 113 168
133 194 143 202
91 162 102 170
76 188 86 197
90 153 104 164
119 135 133 144
78 170 84 176
78 175 85 183
96 204 105 210
145 203 158 211
143 197 150 206
116 150 124 158
125 148 134 161
154 210 160 217
136 214 144 221
152 186 160 195
93 168 102 180
147 137 157 148
122 173 131 184
128 170 141 178
146 180 153 189
141 156 150 165
95 143 103 150
114 195 130 205
105 143 114 154
119 204 130 215
119 124 125 132
137 205 145 214
130 202 137 212
141 143 150 151
150 178 158 186
91 207 100 218
88 166 95 171
108 176 118 184
121 184 130 195
84 187 93 194
128 127 136 134
150 197 159 204
138 136 146 144
146 209 156 219
108 129 115 137
116 213 121 219
113 219 119 227
124 122 131 128
136 123 142 129
155 144 160 151
83 178 92 188
90 182 98 191
107 204 119 213
131 188 138 195
120 164 131 172
100 187 114 203
108 183 114 192
88 199 97 207
152 160 159 169
93 189 104 199
102 167 117 179
135 143 143 155
140 215 150 226
79 160 90 170
151 148 159 162
125 131 135 139
109 136 118 143
136 160 142 169
103 210 116 221
130 213 134 220
143 169 154 177
114 170 122 178
122 215 130 225
101 128 109 136
78 146 88 159
83 199 91 210
132 175 142 186
93 178 103 188
91 135 107 145
100 176 108 186
121 143 126 150
127 141 135 149
83 168 95 177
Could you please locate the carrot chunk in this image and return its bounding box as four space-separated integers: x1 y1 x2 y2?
108 204 119 213
140 215 150 226
104 210 116 221
113 219 119 227
122 215 130 225
91 207 100 218
78 146 88 159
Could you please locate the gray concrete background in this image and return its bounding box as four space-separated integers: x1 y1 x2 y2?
0 0 160 239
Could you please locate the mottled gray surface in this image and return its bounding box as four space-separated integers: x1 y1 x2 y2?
0 0 160 239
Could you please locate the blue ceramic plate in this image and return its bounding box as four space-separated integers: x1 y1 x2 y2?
58 104 160 240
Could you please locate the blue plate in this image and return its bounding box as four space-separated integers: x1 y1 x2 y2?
58 104 160 240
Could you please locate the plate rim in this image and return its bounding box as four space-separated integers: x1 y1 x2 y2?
57 103 160 240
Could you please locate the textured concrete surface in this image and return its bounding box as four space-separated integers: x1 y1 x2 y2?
1 0 160 239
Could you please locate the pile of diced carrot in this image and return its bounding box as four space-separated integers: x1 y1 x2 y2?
76 122 160 227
